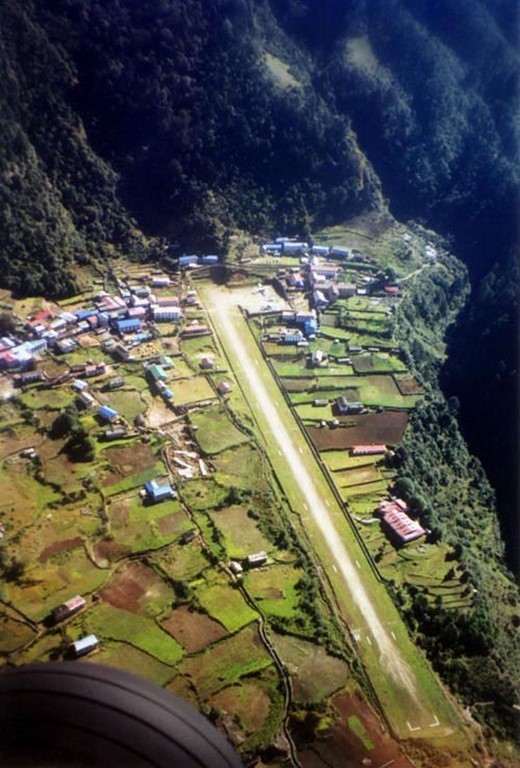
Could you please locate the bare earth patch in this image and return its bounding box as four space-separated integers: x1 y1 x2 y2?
395 376 423 395
156 513 181 536
93 539 130 565
103 442 157 486
209 682 270 734
299 689 412 768
145 400 176 428
307 412 408 450
100 561 171 614
161 605 227 653
38 537 83 563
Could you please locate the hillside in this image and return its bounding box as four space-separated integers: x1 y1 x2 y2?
0 1 154 297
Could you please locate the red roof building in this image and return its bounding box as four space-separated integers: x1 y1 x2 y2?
377 499 425 544
351 445 386 456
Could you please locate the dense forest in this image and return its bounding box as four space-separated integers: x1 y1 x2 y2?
36 0 383 247
391 262 520 743
0 0 518 747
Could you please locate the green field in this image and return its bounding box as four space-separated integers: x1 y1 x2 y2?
181 335 220 367
209 504 270 558
334 464 383 487
196 573 258 632
340 479 388 499
190 405 250 454
322 451 381 472
178 624 273 698
17 387 73 411
213 444 268 492
97 388 148 421
244 563 301 619
107 495 190 552
152 541 209 582
86 603 185 664
171 376 215 406
95 641 176 685
177 477 229 511
3 545 107 622
272 633 350 703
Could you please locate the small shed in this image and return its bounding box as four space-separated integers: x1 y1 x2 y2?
52 595 86 624
336 396 363 415
246 551 267 568
107 377 125 390
144 480 175 503
70 634 99 658
98 405 118 423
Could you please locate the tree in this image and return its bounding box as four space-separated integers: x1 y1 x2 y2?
0 313 15 336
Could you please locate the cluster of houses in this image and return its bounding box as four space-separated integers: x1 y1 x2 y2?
259 235 401 312
261 238 358 260
0 270 214 419
0 273 200 375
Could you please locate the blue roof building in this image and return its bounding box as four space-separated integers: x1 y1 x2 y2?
98 405 118 422
115 318 141 335
144 480 175 502
75 309 98 321
179 255 199 267
304 319 318 336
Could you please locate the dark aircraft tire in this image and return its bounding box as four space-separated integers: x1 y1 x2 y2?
0 662 242 767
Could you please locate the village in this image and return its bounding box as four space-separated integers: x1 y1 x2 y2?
250 234 431 547
0 224 471 759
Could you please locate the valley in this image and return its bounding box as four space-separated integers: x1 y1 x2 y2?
0 218 494 766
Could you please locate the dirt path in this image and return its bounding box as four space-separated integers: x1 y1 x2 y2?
201 285 443 734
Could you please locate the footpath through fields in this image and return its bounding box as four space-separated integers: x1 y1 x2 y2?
201 283 461 743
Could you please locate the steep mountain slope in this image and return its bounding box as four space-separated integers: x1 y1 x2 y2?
0 1 151 297
34 0 383 250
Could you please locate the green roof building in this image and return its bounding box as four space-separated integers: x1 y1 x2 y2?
148 364 167 381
